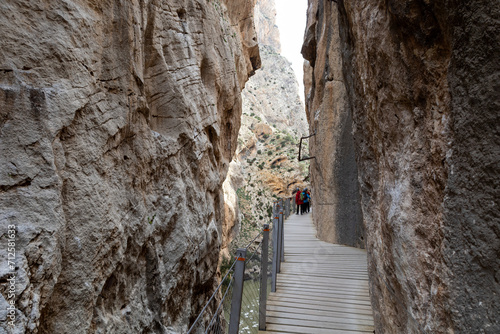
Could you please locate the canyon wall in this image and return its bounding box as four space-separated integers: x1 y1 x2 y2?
304 0 499 333
302 2 364 248
0 0 259 333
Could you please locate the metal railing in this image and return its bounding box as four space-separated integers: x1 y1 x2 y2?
187 197 293 334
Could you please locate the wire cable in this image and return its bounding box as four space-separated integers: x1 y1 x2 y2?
244 230 264 249
204 276 235 334
187 258 237 334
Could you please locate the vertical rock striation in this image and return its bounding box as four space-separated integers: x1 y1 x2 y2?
304 0 499 333
0 0 259 333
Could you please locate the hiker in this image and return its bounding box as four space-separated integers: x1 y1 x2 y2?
295 187 303 215
301 188 310 214
306 189 311 212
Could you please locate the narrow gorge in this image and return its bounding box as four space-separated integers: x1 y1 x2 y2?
222 0 309 255
1 0 498 334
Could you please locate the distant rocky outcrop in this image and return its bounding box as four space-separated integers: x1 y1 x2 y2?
0 1 259 332
254 0 281 52
222 0 309 251
303 1 499 333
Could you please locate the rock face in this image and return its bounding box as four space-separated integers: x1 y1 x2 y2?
254 0 281 53
221 160 244 259
302 3 364 248
303 0 500 333
0 1 259 333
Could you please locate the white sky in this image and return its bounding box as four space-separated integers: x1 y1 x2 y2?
274 0 308 101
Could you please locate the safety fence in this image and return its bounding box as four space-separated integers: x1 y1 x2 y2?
186 198 295 334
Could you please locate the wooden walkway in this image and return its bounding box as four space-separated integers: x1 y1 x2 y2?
260 211 375 334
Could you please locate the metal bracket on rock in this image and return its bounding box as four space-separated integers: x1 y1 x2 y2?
298 131 316 161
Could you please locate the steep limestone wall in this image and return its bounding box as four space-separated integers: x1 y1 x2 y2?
0 0 259 333
254 0 281 53
302 1 364 248
304 0 500 333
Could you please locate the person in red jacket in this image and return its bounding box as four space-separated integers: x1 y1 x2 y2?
295 188 303 215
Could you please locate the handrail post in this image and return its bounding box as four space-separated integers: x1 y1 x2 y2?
228 248 247 334
259 224 270 330
287 198 290 217
276 200 283 273
279 199 285 267
271 201 279 292
288 198 291 217
285 198 289 218
284 198 287 218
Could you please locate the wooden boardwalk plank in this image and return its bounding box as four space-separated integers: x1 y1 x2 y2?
269 295 373 307
266 310 375 326
261 211 375 333
265 323 372 334
266 304 375 321
267 300 374 316
267 316 375 332
272 288 372 302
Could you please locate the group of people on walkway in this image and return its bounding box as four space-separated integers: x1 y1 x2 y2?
295 187 311 215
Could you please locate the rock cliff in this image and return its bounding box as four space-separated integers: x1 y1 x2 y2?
302 0 364 248
0 0 259 333
254 0 281 53
303 0 499 333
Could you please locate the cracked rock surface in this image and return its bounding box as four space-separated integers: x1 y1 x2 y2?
0 0 259 333
304 0 499 333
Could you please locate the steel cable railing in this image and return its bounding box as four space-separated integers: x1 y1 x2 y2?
237 241 264 334
203 276 234 334
244 230 264 250
187 259 237 334
187 197 293 334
